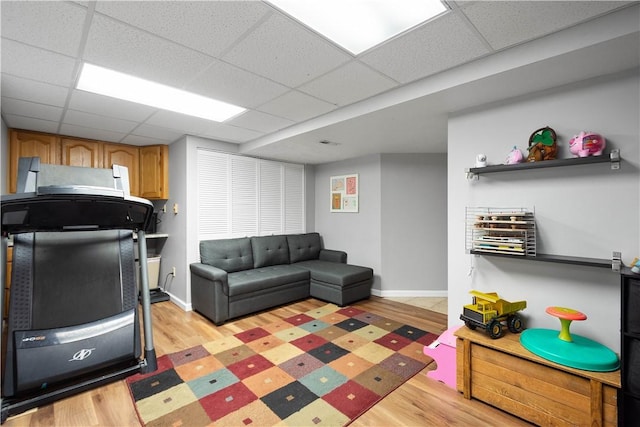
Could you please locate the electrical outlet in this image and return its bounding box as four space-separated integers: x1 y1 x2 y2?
171 267 176 277
173 203 179 214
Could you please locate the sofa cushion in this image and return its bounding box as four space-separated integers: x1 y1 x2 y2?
200 237 253 273
251 235 290 268
287 232 322 263
227 265 309 296
295 260 373 286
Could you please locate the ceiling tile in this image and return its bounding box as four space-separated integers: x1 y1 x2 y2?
63 110 138 134
228 110 295 133
1 74 69 107
95 1 270 57
1 97 63 122
120 133 172 146
258 90 337 122
2 114 60 134
298 61 399 106
1 39 77 86
185 60 289 108
127 123 185 144
197 121 264 143
83 14 215 88
68 90 156 122
461 1 632 50
360 11 490 84
223 12 352 87
1 1 87 57
143 110 215 135
59 123 127 143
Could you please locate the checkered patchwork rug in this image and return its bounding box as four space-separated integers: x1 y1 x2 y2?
126 303 438 426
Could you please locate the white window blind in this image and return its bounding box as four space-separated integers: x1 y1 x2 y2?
197 150 229 240
260 160 283 235
231 156 258 236
284 163 305 234
197 149 305 239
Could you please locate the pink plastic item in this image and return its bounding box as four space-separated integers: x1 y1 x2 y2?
569 131 606 157
423 326 460 389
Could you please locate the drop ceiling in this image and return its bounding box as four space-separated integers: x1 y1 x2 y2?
1 1 639 165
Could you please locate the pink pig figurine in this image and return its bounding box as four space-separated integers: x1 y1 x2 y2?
569 131 606 157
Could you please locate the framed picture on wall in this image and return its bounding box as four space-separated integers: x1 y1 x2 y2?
330 174 358 212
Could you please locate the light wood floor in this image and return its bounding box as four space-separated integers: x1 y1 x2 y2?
3 297 530 426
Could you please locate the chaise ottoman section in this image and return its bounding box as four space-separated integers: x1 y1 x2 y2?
294 259 373 306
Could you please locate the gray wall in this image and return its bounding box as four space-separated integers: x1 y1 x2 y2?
447 71 640 353
314 153 448 296
314 155 382 290
380 153 447 295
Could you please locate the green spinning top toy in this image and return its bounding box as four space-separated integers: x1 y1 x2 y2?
520 306 619 372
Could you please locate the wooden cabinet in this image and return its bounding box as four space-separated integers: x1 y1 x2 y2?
4 246 12 319
456 327 620 426
140 145 169 199
61 137 102 168
103 143 140 196
9 130 60 193
8 129 169 199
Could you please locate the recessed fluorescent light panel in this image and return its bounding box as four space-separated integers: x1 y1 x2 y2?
77 63 245 122
269 0 448 55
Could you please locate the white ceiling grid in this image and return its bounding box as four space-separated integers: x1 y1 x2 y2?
1 1 637 164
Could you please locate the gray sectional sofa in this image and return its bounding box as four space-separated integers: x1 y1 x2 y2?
190 232 373 325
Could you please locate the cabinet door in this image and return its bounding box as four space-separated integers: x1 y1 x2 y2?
139 145 169 199
4 247 12 319
9 130 60 193
61 137 103 168
103 143 140 196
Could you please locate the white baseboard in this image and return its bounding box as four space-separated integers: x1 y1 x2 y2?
163 291 192 311
371 289 448 298
166 289 445 312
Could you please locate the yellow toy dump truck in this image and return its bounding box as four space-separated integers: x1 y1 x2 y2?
460 290 527 339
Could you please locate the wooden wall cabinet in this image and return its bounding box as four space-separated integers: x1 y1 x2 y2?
140 145 169 199
8 129 169 199
61 137 102 168
103 143 140 196
9 130 60 193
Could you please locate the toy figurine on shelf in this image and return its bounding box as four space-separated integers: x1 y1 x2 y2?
475 154 487 167
527 126 557 162
505 146 524 164
569 131 606 157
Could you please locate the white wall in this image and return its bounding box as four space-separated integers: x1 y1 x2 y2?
380 153 447 295
448 71 640 353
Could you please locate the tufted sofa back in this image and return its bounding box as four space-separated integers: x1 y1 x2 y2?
250 235 290 268
199 237 254 273
287 232 322 263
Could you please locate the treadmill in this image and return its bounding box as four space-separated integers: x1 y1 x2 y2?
1 158 158 423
